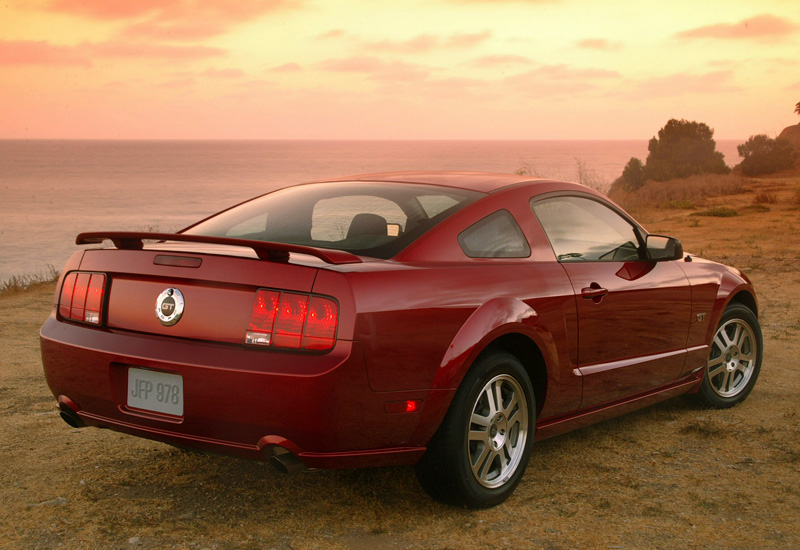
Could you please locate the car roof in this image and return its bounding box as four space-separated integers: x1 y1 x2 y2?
313 171 547 194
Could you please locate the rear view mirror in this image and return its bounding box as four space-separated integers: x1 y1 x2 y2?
646 235 683 261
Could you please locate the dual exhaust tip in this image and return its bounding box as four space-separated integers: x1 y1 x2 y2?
57 398 306 475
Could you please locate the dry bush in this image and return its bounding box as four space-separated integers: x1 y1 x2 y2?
753 191 778 204
610 173 745 210
0 265 59 295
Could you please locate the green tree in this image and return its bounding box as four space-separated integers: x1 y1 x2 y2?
737 134 798 176
621 157 645 191
643 119 730 182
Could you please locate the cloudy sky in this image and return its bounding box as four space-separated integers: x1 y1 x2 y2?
1 0 798 140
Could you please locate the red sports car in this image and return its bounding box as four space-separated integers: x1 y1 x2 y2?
41 171 762 508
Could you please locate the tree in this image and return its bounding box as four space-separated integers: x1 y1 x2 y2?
737 134 798 176
621 157 645 191
642 119 730 182
795 101 800 116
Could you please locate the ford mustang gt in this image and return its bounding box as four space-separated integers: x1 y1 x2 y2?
40 171 762 508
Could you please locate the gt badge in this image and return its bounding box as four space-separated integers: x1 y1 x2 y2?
156 288 185 326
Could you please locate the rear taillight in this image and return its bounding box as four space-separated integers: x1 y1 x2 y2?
246 289 338 351
59 272 107 325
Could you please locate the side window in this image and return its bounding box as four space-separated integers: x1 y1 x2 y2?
531 196 641 262
458 210 530 258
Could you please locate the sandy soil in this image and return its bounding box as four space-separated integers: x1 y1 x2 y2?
2 175 799 550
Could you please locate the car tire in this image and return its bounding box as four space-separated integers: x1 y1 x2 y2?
416 350 535 508
696 303 763 408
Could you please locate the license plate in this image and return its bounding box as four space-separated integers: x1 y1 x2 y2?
127 367 184 416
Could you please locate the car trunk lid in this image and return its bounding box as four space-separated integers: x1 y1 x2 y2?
77 243 323 345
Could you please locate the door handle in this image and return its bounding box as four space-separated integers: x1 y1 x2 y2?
581 284 608 301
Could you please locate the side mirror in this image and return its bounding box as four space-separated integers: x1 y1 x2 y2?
645 235 683 261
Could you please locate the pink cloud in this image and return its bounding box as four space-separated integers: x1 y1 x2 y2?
316 29 347 40
269 62 303 72
445 31 492 49
364 34 439 54
632 71 740 97
199 68 246 78
86 41 225 60
120 21 230 41
676 14 798 40
0 40 91 66
364 31 491 53
318 56 429 82
502 64 620 96
48 0 176 20
528 64 621 80
577 38 622 51
471 54 533 67
45 0 305 40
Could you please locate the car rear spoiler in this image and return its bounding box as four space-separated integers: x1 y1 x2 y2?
76 232 363 265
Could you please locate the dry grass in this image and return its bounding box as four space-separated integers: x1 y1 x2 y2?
610 173 745 211
0 265 60 295
2 174 800 549
691 206 738 218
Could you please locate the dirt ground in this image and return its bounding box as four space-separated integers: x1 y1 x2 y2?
2 176 799 550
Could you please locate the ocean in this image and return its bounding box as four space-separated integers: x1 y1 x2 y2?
0 139 743 282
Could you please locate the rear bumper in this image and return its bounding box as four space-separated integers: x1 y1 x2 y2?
40 314 444 468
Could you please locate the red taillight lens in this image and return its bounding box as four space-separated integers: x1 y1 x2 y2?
303 296 338 350
245 290 338 351
58 271 106 325
58 273 77 319
272 293 309 349
245 290 280 346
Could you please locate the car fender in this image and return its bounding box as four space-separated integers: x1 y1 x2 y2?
432 296 549 390
707 270 758 343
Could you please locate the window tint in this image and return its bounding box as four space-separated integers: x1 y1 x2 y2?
184 182 482 259
458 210 530 258
531 196 641 262
311 196 406 242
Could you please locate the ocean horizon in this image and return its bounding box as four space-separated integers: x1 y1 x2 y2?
0 139 744 282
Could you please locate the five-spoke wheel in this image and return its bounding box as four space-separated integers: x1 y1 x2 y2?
416 350 535 509
697 303 762 408
468 374 529 489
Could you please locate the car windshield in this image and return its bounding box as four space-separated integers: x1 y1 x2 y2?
183 181 483 259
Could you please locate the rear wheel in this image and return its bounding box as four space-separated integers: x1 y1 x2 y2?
416 350 535 508
696 303 762 408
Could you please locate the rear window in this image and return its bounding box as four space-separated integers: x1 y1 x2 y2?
184 182 482 259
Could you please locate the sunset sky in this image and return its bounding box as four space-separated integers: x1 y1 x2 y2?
1 0 798 140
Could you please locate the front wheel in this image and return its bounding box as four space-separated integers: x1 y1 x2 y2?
696 303 763 408
416 350 535 508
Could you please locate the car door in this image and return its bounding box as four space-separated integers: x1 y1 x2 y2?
531 194 692 409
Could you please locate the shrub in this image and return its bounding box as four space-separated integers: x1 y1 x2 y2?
621 157 645 191
736 134 798 176
643 119 730 182
753 191 777 204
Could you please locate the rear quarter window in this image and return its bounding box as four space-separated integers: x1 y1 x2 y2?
458 210 531 258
